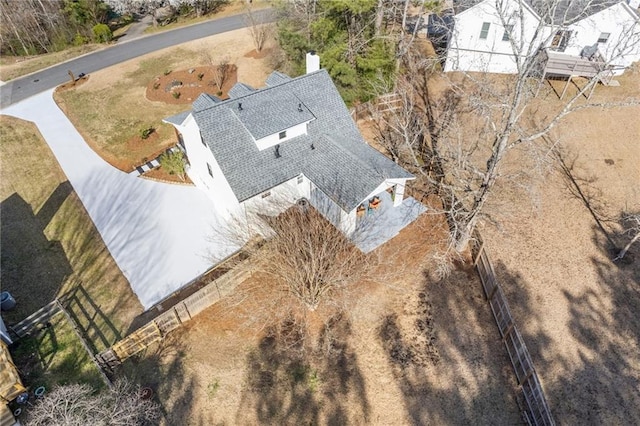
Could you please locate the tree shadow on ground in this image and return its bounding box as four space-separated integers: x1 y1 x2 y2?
376 266 524 425
0 184 73 323
236 312 370 425
118 334 197 425
491 261 554 374
545 226 640 424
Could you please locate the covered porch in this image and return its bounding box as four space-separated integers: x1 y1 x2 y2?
352 189 426 253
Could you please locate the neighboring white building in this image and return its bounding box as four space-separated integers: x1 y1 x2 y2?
164 56 415 238
441 0 640 75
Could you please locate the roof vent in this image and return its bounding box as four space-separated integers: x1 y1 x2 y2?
275 144 281 158
298 103 303 112
311 143 315 150
238 102 243 111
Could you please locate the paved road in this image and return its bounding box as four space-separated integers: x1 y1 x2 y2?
0 9 272 108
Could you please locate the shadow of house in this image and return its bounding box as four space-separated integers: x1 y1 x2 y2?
1 183 73 322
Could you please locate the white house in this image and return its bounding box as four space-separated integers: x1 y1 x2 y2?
164 54 415 238
441 0 640 75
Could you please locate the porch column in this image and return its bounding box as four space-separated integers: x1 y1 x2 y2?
393 182 406 207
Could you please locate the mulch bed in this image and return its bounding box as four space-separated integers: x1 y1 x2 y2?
145 65 238 104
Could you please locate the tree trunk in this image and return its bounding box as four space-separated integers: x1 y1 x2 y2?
374 0 384 36
615 231 640 261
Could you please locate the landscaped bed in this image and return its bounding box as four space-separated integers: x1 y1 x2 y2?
53 28 272 174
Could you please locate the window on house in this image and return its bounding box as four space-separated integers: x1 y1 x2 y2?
261 191 271 198
207 163 213 178
297 175 304 184
200 131 207 147
479 22 491 40
597 32 610 43
550 30 572 52
279 131 287 140
502 25 513 41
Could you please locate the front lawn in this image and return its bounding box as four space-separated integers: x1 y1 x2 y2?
0 115 142 353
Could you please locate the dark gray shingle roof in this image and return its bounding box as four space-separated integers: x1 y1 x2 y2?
231 90 315 140
228 82 256 98
193 93 220 112
530 0 621 23
265 71 292 86
164 110 191 126
192 70 413 211
453 0 622 24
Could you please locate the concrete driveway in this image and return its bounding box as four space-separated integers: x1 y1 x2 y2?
4 91 239 309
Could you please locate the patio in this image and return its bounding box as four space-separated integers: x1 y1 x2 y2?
352 189 427 253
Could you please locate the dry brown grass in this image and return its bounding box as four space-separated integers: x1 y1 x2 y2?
53 28 274 172
0 44 104 81
477 66 640 423
121 209 521 425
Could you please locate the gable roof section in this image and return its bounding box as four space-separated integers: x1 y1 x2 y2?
230 89 316 140
164 110 191 126
529 0 620 24
265 71 293 86
228 82 256 98
193 93 220 112
192 70 413 212
453 0 621 24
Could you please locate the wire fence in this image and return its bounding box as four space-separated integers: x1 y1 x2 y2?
471 232 555 426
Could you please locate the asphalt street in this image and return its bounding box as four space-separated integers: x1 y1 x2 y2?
0 9 272 108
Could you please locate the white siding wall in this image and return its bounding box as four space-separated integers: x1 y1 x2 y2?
445 0 542 73
255 122 310 151
242 174 310 216
176 116 241 218
564 3 640 75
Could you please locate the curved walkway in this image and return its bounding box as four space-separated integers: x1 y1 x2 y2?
4 91 238 309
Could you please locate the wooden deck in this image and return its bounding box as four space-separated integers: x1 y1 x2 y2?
541 49 608 78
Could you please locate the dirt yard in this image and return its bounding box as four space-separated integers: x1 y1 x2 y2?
122 211 522 425
479 67 640 424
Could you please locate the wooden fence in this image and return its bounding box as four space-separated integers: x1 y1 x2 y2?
471 233 555 426
10 300 62 338
351 92 402 122
9 300 112 388
96 261 252 370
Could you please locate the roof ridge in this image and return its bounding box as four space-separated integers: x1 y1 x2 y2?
195 69 329 114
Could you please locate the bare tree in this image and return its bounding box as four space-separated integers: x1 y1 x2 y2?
381 0 640 253
210 186 407 313
25 379 161 426
212 57 231 91
244 5 271 52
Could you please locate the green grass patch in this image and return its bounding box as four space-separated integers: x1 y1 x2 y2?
0 116 142 352
9 313 105 391
54 50 198 171
0 44 103 81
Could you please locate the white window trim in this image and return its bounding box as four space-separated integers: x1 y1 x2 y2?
479 22 491 40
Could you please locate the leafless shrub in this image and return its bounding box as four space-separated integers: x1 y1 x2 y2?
25 379 161 426
244 6 271 52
